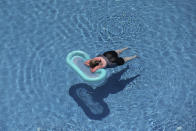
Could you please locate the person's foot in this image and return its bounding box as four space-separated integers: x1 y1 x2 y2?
132 55 137 58
116 47 129 55
123 47 129 50
119 47 129 53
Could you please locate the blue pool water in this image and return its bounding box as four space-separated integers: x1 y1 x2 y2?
0 0 196 130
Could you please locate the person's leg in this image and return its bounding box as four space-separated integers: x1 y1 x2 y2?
123 55 137 62
115 47 129 55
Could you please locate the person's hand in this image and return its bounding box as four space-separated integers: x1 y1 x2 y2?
84 60 90 66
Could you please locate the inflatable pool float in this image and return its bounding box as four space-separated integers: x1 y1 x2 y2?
66 50 107 82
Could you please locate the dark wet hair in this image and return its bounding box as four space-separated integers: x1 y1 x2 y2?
89 60 101 68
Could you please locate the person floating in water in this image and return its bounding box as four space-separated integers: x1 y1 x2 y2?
84 47 137 72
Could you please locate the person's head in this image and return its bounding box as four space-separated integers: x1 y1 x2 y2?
89 59 101 68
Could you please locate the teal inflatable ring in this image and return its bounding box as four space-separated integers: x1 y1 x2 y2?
66 50 107 82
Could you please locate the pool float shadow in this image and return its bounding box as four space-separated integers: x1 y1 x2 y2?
69 65 140 120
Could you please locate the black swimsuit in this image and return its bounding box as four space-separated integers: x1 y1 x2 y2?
97 51 125 68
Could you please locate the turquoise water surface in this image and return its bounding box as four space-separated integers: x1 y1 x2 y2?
0 0 196 131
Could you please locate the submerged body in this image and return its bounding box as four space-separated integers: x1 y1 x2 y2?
85 48 137 72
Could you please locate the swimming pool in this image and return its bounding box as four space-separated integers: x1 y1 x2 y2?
0 0 195 130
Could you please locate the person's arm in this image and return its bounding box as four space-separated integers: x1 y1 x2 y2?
90 68 95 72
90 65 102 72
90 67 98 72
